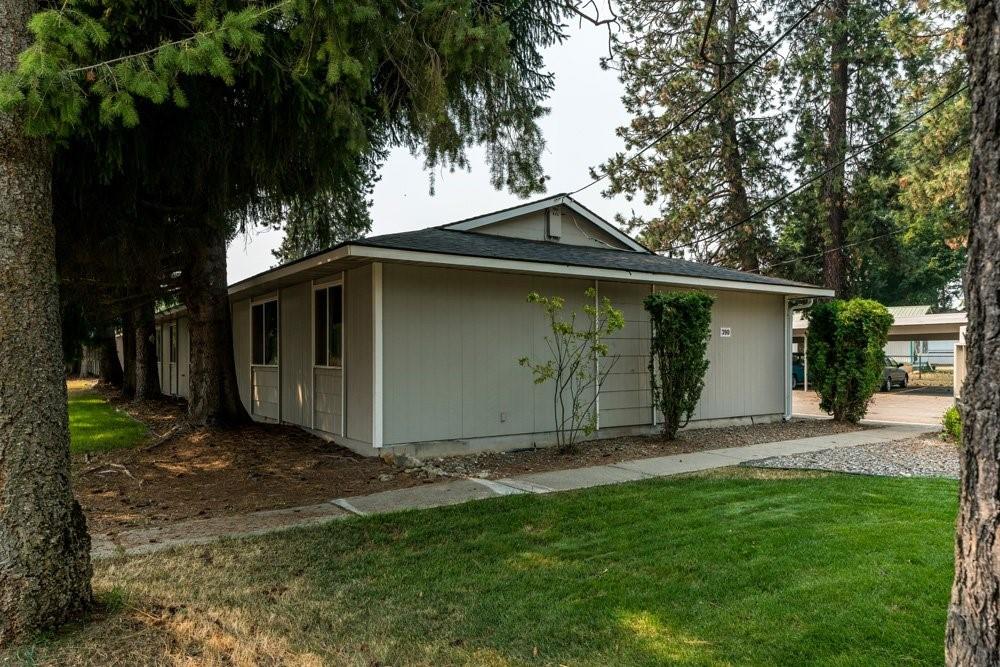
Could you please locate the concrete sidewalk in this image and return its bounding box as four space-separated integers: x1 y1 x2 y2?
93 423 930 559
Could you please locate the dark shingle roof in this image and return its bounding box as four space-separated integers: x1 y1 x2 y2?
353 227 819 289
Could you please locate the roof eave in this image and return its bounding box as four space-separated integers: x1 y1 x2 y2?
328 244 834 298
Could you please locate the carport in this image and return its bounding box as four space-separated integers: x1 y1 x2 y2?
792 311 967 397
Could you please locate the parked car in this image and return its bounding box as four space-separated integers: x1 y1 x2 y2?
791 354 805 388
882 357 909 391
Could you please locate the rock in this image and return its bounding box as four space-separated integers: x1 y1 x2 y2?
393 453 422 469
378 473 394 482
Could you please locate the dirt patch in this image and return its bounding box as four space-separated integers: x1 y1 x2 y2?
73 385 425 535
424 419 868 480
74 382 866 535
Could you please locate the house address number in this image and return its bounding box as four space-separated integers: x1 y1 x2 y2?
720 327 733 338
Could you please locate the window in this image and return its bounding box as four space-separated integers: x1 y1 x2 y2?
314 284 343 367
169 325 178 364
252 300 279 366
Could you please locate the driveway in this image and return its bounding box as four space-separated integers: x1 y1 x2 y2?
793 389 954 425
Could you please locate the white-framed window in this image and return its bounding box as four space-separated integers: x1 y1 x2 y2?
168 324 178 364
314 283 343 368
251 299 279 366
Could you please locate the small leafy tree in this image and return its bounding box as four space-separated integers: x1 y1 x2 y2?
644 291 715 439
519 288 625 452
807 299 893 422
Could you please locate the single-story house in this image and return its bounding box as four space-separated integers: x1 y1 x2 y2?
156 194 832 457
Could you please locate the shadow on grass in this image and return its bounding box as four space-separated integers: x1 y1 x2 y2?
9 473 957 666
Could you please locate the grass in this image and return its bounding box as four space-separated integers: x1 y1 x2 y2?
7 470 956 666
67 381 147 454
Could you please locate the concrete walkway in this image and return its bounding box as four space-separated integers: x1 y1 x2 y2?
92 423 930 559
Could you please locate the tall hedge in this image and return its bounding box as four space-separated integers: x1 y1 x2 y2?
644 291 715 439
807 299 893 422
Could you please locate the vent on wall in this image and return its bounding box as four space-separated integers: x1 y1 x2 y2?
546 207 562 240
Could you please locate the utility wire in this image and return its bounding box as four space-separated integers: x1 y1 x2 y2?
659 83 968 255
753 226 906 274
572 0 826 195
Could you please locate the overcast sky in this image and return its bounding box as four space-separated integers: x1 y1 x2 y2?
226 23 648 283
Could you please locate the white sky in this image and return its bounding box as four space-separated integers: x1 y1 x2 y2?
227 24 650 283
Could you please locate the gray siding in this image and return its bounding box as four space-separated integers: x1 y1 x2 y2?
598 281 652 428
475 210 630 250
345 264 373 443
681 289 785 421
280 282 312 427
177 316 190 399
381 265 786 446
232 298 251 412
155 316 190 399
382 264 593 445
313 367 343 435
252 366 280 419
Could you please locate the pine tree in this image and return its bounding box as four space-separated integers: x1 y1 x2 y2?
0 0 93 645
3 0 570 424
775 0 904 295
0 0 572 639
597 0 786 271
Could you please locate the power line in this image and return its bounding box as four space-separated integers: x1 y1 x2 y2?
658 83 968 255
753 226 906 274
572 0 827 196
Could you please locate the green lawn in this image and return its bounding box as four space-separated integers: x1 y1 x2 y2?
68 383 147 454
13 469 956 666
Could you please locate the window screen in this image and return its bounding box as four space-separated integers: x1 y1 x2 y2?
314 284 343 367
314 289 328 366
264 300 278 365
252 301 279 366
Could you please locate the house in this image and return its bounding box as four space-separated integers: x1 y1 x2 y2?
156 194 832 457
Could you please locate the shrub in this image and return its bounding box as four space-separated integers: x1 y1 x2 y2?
807 299 893 423
519 289 625 452
644 291 715 439
943 405 962 442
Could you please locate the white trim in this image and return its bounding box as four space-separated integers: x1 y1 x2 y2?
227 242 832 301
594 279 600 430
311 280 345 369
784 297 792 421
371 262 383 448
229 247 351 298
650 284 657 427
346 246 834 298
249 297 280 368
313 276 343 291
441 195 648 253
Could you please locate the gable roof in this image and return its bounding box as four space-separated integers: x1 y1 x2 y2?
439 193 650 253
229 221 832 299
886 305 933 318
354 227 821 289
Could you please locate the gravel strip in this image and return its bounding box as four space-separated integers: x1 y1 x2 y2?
746 436 958 479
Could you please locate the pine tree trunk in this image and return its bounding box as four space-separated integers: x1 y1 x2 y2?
716 0 759 272
945 0 1000 661
133 303 160 400
120 310 137 399
821 0 850 297
97 325 124 387
0 0 93 645
181 227 249 425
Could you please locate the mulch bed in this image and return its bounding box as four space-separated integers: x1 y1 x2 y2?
74 385 424 535
428 419 870 480
74 382 868 535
